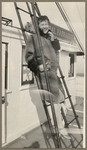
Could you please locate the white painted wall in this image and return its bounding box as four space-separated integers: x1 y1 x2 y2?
76 56 84 74
2 26 47 144
76 76 84 97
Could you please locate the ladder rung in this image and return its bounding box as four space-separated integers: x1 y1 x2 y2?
60 101 64 104
17 6 33 16
46 104 51 107
60 95 71 103
67 116 78 125
65 95 71 99
59 76 65 79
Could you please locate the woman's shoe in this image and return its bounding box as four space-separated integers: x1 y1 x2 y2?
59 128 71 140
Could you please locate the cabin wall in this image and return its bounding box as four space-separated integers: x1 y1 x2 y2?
59 51 77 107
2 27 47 144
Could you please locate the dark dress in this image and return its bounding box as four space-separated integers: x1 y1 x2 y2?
25 32 65 103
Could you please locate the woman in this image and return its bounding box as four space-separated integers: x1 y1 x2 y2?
25 15 70 139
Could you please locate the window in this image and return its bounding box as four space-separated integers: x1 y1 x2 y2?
21 45 34 85
68 54 74 77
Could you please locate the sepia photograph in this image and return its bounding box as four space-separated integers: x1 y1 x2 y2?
1 1 85 149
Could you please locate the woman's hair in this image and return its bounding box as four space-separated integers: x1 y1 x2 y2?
37 15 50 24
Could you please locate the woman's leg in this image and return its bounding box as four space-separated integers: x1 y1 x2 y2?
54 103 71 139
54 90 71 139
54 103 64 129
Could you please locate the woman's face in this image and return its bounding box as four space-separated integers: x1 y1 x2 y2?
38 20 49 34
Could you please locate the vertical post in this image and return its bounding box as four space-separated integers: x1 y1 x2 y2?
30 2 61 148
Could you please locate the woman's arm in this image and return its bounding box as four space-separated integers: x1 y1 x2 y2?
25 35 38 73
51 39 60 51
48 31 60 51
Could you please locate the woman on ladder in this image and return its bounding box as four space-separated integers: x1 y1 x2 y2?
25 15 70 139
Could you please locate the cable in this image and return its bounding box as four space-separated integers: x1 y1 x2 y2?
76 3 85 29
55 2 84 52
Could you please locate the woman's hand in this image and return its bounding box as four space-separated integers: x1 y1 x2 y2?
38 64 44 72
48 31 55 41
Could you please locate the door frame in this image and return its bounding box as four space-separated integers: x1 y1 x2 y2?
2 42 8 145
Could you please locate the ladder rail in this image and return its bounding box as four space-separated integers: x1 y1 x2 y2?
14 2 27 42
58 65 83 144
40 123 52 148
58 65 81 129
34 2 41 17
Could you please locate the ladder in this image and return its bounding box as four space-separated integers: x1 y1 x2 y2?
14 2 83 148
14 2 61 148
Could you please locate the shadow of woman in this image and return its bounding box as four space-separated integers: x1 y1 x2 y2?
24 141 40 148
